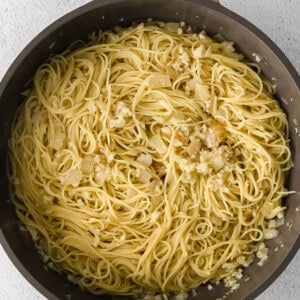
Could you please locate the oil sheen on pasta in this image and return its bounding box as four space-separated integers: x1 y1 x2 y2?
9 22 292 296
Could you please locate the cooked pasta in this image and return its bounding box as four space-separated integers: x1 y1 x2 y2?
8 22 292 297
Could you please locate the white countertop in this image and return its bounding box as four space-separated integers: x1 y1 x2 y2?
0 1 299 299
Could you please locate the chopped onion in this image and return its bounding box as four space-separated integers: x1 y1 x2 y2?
211 155 225 172
174 292 188 300
137 153 153 166
181 52 190 64
87 101 97 113
261 201 273 215
60 168 83 187
150 211 160 223
205 46 212 57
215 106 229 120
94 164 111 183
149 134 167 153
81 156 95 174
252 53 262 62
196 162 209 174
158 99 173 114
149 179 161 193
164 22 179 32
148 75 171 89
126 188 137 199
205 131 216 148
275 217 285 227
161 126 172 136
42 194 54 204
173 139 183 147
110 117 125 128
28 227 39 241
49 133 65 150
256 245 269 260
268 220 276 228
177 27 183 35
223 41 235 54
115 101 132 117
263 228 278 240
198 30 207 40
237 256 248 267
192 45 205 58
166 65 178 80
138 169 152 183
211 120 226 142
277 211 284 219
186 138 201 156
223 41 244 60
195 83 210 102
213 33 225 42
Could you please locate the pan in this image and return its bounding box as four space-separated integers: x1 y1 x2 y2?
0 1 299 299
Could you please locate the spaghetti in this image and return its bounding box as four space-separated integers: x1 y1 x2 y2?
8 22 292 296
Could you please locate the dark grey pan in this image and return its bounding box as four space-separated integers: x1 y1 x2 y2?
0 1 299 299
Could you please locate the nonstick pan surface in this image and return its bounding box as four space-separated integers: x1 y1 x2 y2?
0 1 299 299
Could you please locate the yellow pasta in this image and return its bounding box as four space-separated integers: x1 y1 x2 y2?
8 22 292 297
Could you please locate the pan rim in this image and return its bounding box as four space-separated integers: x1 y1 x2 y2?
0 1 299 300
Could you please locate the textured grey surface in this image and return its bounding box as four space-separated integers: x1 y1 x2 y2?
0 0 299 299
222 0 300 73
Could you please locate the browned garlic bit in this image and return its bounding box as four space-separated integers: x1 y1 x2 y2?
256 242 269 267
